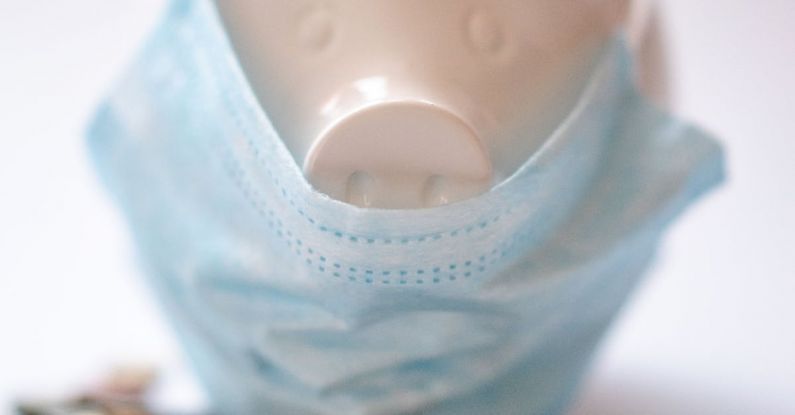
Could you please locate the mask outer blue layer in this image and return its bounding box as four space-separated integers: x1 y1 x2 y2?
87 1 724 414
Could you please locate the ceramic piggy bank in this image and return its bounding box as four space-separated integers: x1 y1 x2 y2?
217 0 648 208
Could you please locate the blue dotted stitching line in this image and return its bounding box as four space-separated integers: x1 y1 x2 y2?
219 144 515 285
192 22 520 285
302 243 510 285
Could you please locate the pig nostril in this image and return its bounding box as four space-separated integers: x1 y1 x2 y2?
422 175 450 208
346 171 374 207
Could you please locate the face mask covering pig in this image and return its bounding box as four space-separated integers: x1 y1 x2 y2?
87 1 724 414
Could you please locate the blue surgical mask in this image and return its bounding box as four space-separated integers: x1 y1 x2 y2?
87 1 724 414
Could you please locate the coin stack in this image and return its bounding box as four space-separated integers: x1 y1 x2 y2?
16 366 165 415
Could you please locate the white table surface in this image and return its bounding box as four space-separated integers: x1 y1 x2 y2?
1 1 793 414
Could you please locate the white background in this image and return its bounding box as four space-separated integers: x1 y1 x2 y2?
1 1 793 414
